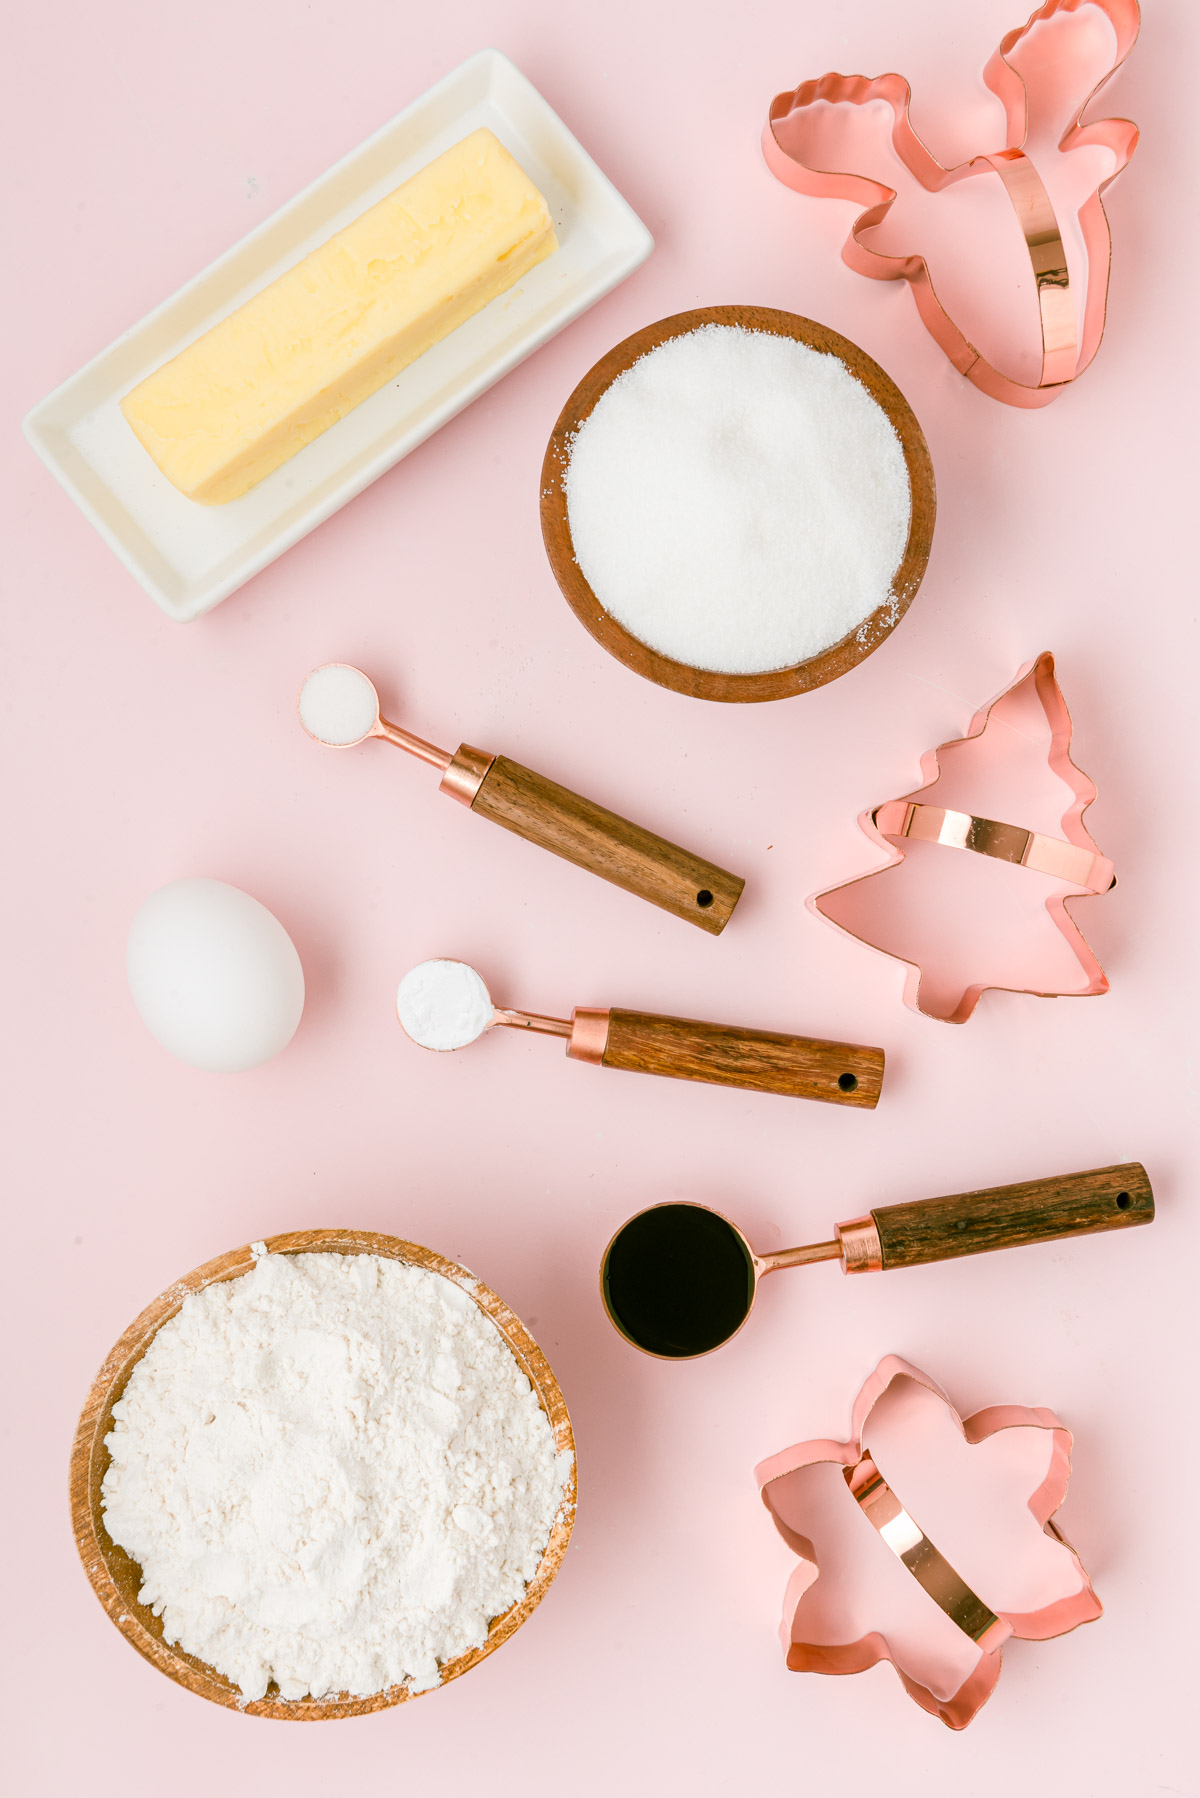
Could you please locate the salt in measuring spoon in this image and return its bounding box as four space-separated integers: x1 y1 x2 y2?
396 958 884 1106
601 1168 1155 1359
298 665 744 934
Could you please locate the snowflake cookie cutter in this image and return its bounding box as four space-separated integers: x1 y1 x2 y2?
809 651 1115 1023
763 0 1140 407
756 1356 1102 1728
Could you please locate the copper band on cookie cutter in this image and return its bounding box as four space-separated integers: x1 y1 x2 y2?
873 801 1115 893
763 0 1141 407
846 1454 1008 1650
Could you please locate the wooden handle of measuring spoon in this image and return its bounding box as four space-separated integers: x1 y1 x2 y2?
864 1162 1154 1269
441 749 744 934
577 1010 884 1106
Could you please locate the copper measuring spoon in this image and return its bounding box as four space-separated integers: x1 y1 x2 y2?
601 1164 1154 1358
298 664 743 933
395 958 884 1107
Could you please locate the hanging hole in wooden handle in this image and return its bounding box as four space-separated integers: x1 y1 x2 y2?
869 1162 1154 1270
598 1010 884 1106
467 756 744 934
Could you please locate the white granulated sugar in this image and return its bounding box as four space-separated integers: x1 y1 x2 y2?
397 959 493 1052
299 664 378 745
564 325 912 674
102 1251 570 1703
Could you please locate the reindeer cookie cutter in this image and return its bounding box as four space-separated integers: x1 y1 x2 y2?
763 0 1140 407
809 653 1116 1022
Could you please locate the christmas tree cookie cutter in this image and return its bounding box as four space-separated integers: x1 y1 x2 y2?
763 0 1140 407
756 1356 1103 1728
809 652 1115 1022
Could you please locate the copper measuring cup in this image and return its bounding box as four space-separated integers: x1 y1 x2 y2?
601 1163 1154 1358
396 958 884 1106
298 664 743 933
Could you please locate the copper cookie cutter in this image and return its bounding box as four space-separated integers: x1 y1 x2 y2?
757 1356 1102 1728
810 652 1115 1022
763 0 1140 406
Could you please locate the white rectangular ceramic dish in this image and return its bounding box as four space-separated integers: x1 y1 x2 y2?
22 49 653 622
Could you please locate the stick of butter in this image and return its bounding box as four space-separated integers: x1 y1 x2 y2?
121 128 557 504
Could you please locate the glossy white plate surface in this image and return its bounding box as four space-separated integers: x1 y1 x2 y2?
22 49 653 621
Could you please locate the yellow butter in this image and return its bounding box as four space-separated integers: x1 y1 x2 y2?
121 128 557 504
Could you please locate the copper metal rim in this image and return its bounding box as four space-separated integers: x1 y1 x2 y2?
439 742 495 806
69 1228 577 1721
566 1006 611 1066
599 1199 759 1361
539 305 937 704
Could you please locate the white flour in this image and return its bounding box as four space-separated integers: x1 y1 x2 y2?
102 1248 571 1702
397 959 494 1051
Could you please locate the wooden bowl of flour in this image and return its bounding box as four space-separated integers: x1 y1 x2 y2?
70 1229 576 1720
541 306 936 703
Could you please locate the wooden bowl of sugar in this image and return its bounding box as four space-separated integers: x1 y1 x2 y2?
70 1230 576 1720
541 306 936 702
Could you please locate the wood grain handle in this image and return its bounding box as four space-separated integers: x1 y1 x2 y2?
468 756 744 934
597 1010 884 1105
871 1162 1154 1269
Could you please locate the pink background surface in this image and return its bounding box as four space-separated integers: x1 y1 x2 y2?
3 0 1196 1791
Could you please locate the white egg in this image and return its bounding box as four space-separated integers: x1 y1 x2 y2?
127 878 305 1072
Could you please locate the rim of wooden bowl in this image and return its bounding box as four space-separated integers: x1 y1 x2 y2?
540 305 937 703
69 1229 577 1721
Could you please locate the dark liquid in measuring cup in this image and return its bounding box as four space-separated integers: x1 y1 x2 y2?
602 1204 755 1358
